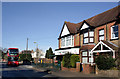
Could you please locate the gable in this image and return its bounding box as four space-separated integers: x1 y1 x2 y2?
61 24 70 37
80 23 89 30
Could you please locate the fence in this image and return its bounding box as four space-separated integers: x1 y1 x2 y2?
33 58 61 71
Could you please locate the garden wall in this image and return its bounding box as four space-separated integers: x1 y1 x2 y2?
98 70 120 77
82 64 95 74
61 62 80 72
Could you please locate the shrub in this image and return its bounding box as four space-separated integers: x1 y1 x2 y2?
95 55 116 70
70 54 80 68
62 56 65 67
62 52 72 68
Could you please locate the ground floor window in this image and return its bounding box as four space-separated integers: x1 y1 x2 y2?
82 50 93 64
82 57 88 63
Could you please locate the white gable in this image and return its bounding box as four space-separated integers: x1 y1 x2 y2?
61 24 70 37
80 23 89 30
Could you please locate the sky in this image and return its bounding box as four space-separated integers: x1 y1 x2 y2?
2 2 118 52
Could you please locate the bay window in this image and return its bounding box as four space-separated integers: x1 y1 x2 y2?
61 35 74 48
111 25 118 39
61 38 65 47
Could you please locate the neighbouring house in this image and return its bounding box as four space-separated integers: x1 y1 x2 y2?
31 49 45 59
55 5 120 73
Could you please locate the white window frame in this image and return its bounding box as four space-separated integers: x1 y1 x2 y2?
99 29 104 41
89 58 94 63
82 57 88 63
82 51 88 56
111 25 118 39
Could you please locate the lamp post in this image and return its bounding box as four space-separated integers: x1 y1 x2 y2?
34 42 39 64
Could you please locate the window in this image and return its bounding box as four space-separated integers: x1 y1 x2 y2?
89 31 94 42
61 38 65 47
82 51 87 56
61 35 74 47
111 25 118 39
82 57 88 63
66 36 71 46
72 36 74 46
83 30 94 44
84 32 88 43
99 29 104 41
88 51 91 56
89 58 93 62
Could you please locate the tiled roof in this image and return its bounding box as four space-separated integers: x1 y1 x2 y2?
101 40 118 51
65 22 80 34
60 5 120 36
85 5 120 27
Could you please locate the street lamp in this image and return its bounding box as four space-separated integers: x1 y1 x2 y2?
34 42 39 64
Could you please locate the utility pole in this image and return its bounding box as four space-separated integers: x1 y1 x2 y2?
26 38 28 51
26 38 28 59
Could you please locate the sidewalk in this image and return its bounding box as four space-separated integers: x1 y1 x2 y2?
30 64 111 77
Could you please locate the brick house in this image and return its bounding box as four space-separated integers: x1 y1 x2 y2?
55 5 120 68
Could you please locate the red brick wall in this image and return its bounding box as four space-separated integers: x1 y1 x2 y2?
96 25 106 43
74 34 80 46
61 62 80 72
82 64 95 74
59 39 61 49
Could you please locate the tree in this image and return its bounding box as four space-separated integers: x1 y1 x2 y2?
45 47 55 59
19 54 32 61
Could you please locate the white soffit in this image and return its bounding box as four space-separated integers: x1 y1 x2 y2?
80 23 89 30
61 24 70 37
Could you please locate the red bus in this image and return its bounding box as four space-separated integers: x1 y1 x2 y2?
7 48 19 66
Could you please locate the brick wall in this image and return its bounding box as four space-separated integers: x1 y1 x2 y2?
61 62 81 72
74 34 80 46
95 25 106 43
59 39 61 48
82 64 95 74
80 34 83 46
98 70 119 77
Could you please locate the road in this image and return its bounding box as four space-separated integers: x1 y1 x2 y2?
1 62 56 78
1 62 119 79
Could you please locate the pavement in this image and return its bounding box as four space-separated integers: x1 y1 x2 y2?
29 64 119 77
1 62 119 79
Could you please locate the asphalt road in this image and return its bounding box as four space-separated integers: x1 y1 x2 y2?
1 62 55 78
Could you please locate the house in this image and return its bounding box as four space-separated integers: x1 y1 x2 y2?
31 49 45 58
55 5 120 71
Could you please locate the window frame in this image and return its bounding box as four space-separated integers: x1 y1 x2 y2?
99 29 104 41
83 30 94 44
111 25 119 40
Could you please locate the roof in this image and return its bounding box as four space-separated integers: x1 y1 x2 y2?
85 5 120 27
59 22 80 38
101 40 118 51
59 5 120 38
65 22 80 34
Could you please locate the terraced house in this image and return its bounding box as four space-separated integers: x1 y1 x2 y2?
55 5 120 68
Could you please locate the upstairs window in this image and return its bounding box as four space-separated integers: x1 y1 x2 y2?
61 38 65 47
83 30 94 44
99 29 104 41
66 36 71 46
84 32 88 44
111 25 118 39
